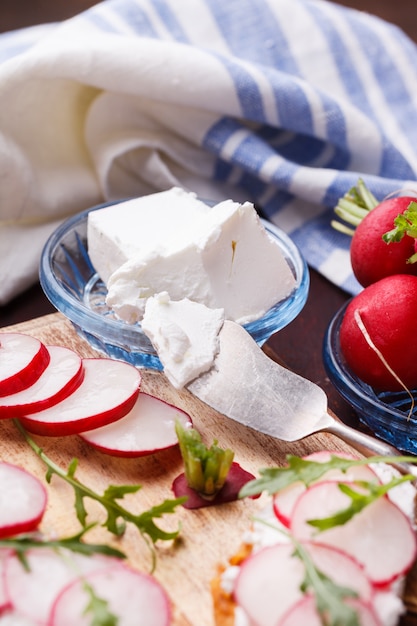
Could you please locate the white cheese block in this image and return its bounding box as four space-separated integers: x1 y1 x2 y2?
102 194 296 324
142 292 225 389
87 187 210 284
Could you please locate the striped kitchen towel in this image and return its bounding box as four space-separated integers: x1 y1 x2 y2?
1 0 417 303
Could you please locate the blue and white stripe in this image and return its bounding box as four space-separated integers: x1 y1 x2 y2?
1 0 417 301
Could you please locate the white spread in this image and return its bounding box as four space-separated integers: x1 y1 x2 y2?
87 188 296 324
141 292 224 389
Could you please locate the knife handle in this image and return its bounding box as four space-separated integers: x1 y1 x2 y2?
325 417 417 478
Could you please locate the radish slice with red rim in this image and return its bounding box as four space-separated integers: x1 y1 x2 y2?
273 451 380 528
49 562 171 626
234 541 374 626
79 392 191 457
0 463 47 538
278 595 382 626
290 480 417 586
0 334 50 397
0 346 84 418
19 358 141 436
4 549 119 624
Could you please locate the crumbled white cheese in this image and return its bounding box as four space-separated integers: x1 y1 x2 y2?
88 188 296 324
141 292 224 389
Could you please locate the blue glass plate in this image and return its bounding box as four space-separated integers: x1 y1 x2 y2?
323 303 417 454
40 199 309 369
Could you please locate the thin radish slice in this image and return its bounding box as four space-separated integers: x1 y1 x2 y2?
79 392 191 457
0 610 38 625
0 549 13 612
273 451 380 528
0 334 50 397
4 549 118 624
0 346 83 419
234 541 374 626
0 463 47 538
290 480 417 586
278 595 382 626
49 562 171 626
19 358 141 436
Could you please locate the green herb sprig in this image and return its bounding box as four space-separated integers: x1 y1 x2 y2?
14 420 186 570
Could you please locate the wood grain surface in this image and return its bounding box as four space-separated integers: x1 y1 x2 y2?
2 313 417 625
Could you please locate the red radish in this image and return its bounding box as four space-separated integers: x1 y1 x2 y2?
79 392 192 457
350 196 417 287
0 334 50 397
19 358 141 436
0 463 47 538
278 595 382 626
4 549 118 624
273 451 379 527
172 462 257 509
339 274 417 390
49 562 171 626
0 346 83 419
290 480 417 586
234 541 374 626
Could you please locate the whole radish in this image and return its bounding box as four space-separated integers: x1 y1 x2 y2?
332 179 417 287
339 274 417 390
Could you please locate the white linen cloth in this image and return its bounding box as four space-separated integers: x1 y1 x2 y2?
1 0 417 304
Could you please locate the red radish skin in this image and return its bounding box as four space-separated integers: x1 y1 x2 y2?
0 334 50 397
278 595 382 626
0 346 84 419
79 392 192 457
273 451 379 527
49 562 171 626
0 463 47 539
290 480 417 587
172 462 257 509
234 541 374 626
350 196 417 287
339 274 417 390
19 358 141 436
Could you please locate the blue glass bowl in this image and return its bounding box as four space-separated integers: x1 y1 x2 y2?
323 302 417 454
40 199 309 369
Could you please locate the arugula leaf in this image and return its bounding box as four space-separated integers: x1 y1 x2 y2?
14 420 186 570
239 453 417 498
82 580 119 626
294 541 360 626
307 474 412 532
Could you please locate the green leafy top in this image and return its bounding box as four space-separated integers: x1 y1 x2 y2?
331 178 379 236
175 421 234 496
382 200 417 262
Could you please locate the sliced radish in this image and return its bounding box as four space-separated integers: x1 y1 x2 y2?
0 334 50 397
234 541 373 626
18 358 141 436
4 549 118 624
49 562 171 626
278 595 382 626
0 549 13 613
0 346 83 419
172 462 257 509
0 463 46 538
0 610 38 625
79 392 191 457
273 451 380 528
290 480 417 586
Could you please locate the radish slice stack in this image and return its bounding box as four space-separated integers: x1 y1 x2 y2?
0 462 171 625
226 452 417 626
0 331 193 457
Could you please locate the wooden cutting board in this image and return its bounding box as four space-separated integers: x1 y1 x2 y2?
2 313 417 625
